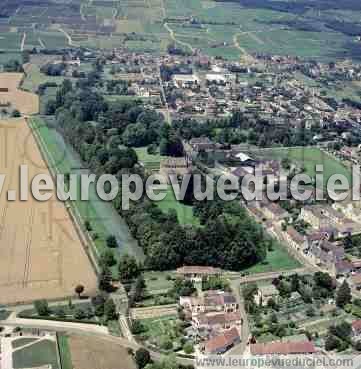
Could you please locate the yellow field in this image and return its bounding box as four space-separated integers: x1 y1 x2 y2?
0 73 39 115
0 118 97 304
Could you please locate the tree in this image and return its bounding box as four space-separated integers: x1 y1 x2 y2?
135 348 151 369
55 306 66 319
325 334 341 351
183 341 194 354
329 321 352 341
99 266 113 292
34 299 50 316
45 100 57 115
118 254 140 282
336 280 352 308
91 294 106 316
106 235 118 248
74 308 86 320
104 298 117 321
100 249 117 267
75 284 85 299
11 110 21 118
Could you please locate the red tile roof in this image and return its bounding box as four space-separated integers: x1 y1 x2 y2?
352 320 361 332
205 328 240 353
251 341 316 355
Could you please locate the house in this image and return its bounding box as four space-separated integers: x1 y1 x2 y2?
203 327 240 354
334 260 353 276
173 74 200 88
308 241 345 270
179 296 205 314
352 320 361 338
176 266 222 282
180 291 238 313
159 157 192 183
192 311 241 331
284 226 306 250
262 203 289 222
206 73 226 85
204 291 238 313
189 137 215 152
300 206 329 229
254 285 279 306
250 341 316 355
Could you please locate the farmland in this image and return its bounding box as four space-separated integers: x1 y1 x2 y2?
0 73 39 115
0 0 358 60
0 117 97 304
68 334 136 369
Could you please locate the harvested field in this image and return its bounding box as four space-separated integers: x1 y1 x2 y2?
0 73 39 115
68 334 136 369
0 118 97 304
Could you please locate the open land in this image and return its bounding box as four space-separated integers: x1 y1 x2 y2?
68 334 136 369
0 117 97 304
0 73 39 115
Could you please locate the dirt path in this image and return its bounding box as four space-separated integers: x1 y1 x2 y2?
164 22 195 53
20 32 26 51
38 38 45 49
58 27 79 47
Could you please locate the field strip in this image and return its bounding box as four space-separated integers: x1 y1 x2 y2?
22 207 34 287
27 118 100 274
20 32 26 51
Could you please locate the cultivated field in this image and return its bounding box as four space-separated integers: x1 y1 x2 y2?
68 334 136 369
0 118 97 304
0 73 39 115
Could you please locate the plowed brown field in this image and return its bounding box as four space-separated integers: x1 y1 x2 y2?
0 73 39 115
0 118 97 304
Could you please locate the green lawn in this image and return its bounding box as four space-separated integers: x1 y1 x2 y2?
156 187 199 226
135 146 167 170
13 340 60 369
143 271 175 294
243 243 301 274
260 147 352 185
57 334 73 369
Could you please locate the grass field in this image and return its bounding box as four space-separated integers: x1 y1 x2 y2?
243 243 301 274
157 186 199 226
259 147 352 184
13 339 60 369
135 146 167 171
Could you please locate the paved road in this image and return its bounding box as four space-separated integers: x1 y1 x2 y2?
0 316 195 365
226 279 250 356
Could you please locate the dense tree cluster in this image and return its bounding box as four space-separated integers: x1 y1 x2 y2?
123 198 267 271
50 79 270 272
173 112 318 148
